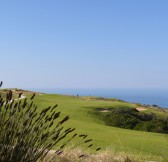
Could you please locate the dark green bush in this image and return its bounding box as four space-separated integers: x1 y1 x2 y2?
104 113 139 129
103 107 168 133
135 120 168 133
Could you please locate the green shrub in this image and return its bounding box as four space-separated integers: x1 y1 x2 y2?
135 120 168 133
103 107 168 133
104 113 139 129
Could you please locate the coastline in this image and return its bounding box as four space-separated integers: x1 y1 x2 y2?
26 88 168 108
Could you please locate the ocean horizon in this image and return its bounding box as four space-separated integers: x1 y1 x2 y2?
27 88 168 108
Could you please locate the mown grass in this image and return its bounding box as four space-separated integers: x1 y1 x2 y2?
28 93 168 161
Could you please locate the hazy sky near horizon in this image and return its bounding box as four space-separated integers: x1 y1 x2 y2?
0 0 168 89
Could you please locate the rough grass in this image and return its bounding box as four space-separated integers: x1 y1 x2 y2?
42 148 166 162
42 149 133 162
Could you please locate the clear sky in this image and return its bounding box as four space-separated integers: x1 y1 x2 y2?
0 0 168 89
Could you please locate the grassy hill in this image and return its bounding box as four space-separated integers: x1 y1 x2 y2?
1 89 168 161
32 93 168 160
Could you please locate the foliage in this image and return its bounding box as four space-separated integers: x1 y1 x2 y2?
103 107 168 133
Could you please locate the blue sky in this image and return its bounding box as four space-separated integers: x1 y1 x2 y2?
0 0 168 89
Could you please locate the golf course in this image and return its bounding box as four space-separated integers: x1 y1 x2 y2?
1 88 168 161
17 90 168 161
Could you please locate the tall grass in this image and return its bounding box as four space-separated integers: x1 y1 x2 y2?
0 82 98 162
42 148 145 162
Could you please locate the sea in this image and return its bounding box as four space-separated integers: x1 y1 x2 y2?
28 88 168 108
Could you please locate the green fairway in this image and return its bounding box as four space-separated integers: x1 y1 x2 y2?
29 93 168 160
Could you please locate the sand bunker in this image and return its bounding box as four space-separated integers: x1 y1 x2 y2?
100 110 110 112
96 108 111 112
136 107 147 111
